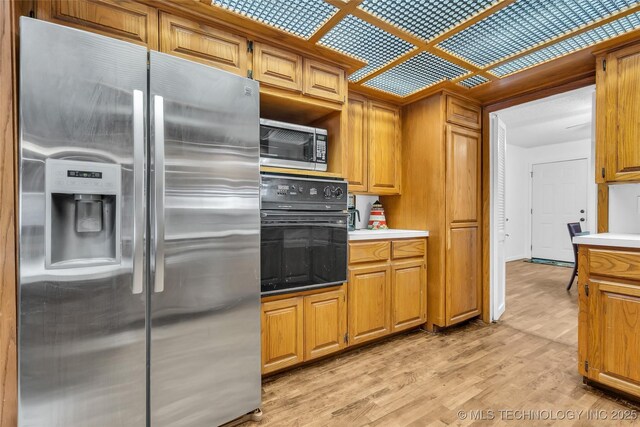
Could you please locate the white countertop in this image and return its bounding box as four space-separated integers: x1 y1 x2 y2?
348 229 429 241
573 233 640 249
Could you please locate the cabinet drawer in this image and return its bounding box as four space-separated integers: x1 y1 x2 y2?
159 13 247 76
349 241 390 264
446 96 481 130
303 59 345 103
253 43 303 91
589 249 640 281
392 239 426 259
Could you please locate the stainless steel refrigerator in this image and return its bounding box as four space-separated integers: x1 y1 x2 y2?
18 17 261 427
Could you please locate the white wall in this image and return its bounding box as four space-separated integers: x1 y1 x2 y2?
609 183 640 234
505 138 597 260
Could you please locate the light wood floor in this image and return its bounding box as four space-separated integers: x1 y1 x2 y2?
245 261 639 426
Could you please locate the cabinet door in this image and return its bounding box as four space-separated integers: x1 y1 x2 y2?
446 124 481 224
346 94 368 192
303 59 345 103
603 44 640 182
446 96 481 130
37 0 158 49
159 13 248 76
304 289 347 360
253 43 302 92
588 280 640 398
261 297 304 374
368 101 401 195
446 227 481 325
391 260 426 332
348 263 391 345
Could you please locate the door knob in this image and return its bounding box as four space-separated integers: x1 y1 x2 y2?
580 218 585 222
580 209 585 213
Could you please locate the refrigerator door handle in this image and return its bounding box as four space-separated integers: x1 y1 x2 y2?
132 89 144 295
153 95 166 293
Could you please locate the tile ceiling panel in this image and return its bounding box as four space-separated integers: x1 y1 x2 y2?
363 52 470 96
359 0 499 41
318 15 416 81
458 74 490 88
438 0 640 67
490 11 640 77
212 0 337 39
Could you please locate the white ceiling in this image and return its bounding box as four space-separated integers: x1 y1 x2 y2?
496 85 595 148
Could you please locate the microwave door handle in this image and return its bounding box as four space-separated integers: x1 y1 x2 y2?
132 89 144 295
152 95 166 294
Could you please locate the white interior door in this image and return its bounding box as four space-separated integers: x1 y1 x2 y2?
531 159 588 262
490 115 507 321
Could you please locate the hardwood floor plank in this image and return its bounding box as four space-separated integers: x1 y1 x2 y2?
243 262 639 426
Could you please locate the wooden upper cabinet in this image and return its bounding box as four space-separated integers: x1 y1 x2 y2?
159 13 248 76
599 43 640 182
348 263 391 345
587 279 640 398
446 124 481 224
261 297 304 374
303 59 345 103
37 0 158 49
346 94 368 192
368 101 401 195
303 289 347 361
253 42 302 91
446 96 481 130
391 260 426 332
446 227 481 325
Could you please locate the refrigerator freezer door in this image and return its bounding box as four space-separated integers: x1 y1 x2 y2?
149 51 261 426
18 18 148 426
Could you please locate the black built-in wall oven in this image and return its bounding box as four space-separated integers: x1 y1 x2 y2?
260 174 348 296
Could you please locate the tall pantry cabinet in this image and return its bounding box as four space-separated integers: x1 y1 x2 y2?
382 93 482 329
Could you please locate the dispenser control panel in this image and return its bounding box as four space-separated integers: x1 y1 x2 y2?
46 159 120 195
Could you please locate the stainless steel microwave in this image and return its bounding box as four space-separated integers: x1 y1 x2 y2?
259 118 327 172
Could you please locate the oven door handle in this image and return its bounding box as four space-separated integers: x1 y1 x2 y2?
262 222 347 228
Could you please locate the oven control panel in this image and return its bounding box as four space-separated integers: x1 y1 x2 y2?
261 174 348 211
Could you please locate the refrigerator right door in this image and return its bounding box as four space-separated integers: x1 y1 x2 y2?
149 51 261 426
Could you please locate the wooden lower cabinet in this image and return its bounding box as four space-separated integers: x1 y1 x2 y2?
261 286 347 374
348 263 392 345
304 289 347 361
261 297 304 374
391 260 426 331
446 227 481 324
348 237 427 344
578 246 640 399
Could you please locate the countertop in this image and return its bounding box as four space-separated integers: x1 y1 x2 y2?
573 233 640 249
348 229 430 241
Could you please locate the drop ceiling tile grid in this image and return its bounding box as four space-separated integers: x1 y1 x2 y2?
362 51 470 96
490 11 640 77
458 74 490 88
318 14 416 82
211 0 337 39
358 0 499 42
437 0 640 67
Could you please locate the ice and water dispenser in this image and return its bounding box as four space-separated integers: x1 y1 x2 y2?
45 159 121 268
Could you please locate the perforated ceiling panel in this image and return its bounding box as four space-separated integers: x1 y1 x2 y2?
363 52 470 96
359 0 498 41
318 15 416 81
490 11 640 77
438 0 640 67
212 0 337 39
458 74 490 88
